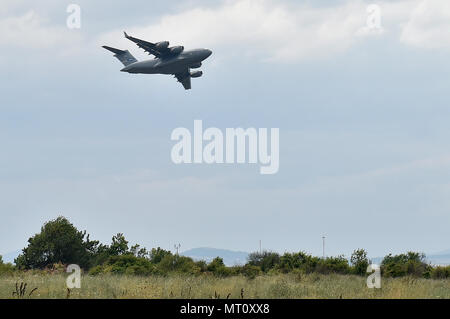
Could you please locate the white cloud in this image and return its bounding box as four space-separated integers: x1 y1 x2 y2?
2 0 450 60
401 0 450 49
99 0 374 63
98 0 450 63
0 10 82 51
0 0 26 16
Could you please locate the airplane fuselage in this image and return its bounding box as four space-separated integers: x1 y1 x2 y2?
121 48 212 75
103 32 211 89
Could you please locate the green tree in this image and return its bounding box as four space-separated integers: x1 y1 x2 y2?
430 265 450 279
207 257 231 277
109 233 129 256
149 247 172 264
247 251 280 272
381 252 430 277
240 264 261 279
155 254 200 275
15 216 98 269
276 251 319 273
350 249 370 275
315 255 350 274
130 244 149 258
101 255 155 276
207 257 225 272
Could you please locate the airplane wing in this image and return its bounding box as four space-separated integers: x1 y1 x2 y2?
124 32 169 58
174 69 192 90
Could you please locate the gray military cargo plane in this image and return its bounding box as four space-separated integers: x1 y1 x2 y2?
102 32 212 90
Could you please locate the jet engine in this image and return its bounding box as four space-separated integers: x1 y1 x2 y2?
155 41 169 50
190 71 203 78
190 62 202 69
169 46 184 54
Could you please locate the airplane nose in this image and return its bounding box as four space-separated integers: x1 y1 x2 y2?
205 49 212 58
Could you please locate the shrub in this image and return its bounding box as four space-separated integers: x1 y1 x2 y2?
195 260 208 272
206 257 232 277
240 264 261 279
0 255 15 275
156 254 200 275
247 251 280 272
315 256 350 275
381 252 430 278
149 247 172 264
350 249 370 276
88 265 104 276
430 265 450 279
228 265 244 276
89 254 155 276
276 252 320 274
207 257 225 272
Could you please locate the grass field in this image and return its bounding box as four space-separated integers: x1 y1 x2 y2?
0 273 448 299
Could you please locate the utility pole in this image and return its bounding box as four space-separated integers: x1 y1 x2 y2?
322 236 325 259
174 243 181 255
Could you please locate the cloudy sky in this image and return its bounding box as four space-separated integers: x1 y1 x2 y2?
1 0 450 259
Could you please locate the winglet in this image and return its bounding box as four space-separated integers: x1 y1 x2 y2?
124 31 129 38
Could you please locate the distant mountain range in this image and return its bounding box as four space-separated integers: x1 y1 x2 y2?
2 248 449 266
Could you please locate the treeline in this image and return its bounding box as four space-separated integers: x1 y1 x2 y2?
1 217 449 279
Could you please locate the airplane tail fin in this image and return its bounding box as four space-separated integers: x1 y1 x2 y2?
102 46 137 66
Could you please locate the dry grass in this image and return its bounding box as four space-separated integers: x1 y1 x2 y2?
0 273 448 299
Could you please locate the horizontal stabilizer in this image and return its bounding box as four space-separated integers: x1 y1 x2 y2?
102 45 125 55
102 45 137 66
